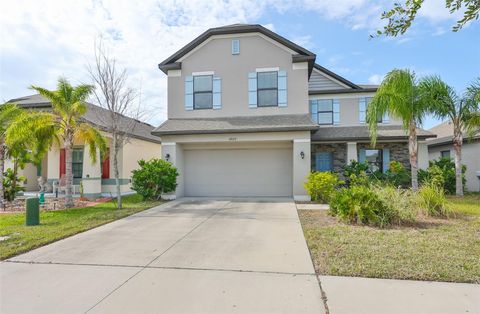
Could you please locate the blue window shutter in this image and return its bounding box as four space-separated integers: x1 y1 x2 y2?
185 76 193 111
316 152 333 172
232 39 240 55
212 76 222 110
359 98 366 123
278 70 287 107
359 149 366 163
248 72 257 108
310 100 318 123
333 99 340 125
383 113 390 124
382 148 390 173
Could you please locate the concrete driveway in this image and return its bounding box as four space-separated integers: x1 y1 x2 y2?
0 198 324 314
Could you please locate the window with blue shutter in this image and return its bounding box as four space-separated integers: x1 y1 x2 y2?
193 75 213 109
278 70 287 107
315 152 333 172
382 148 390 173
248 72 257 108
232 39 240 55
212 76 222 110
359 98 366 123
185 76 193 111
333 99 340 125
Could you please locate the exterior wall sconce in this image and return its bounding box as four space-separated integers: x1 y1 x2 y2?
165 153 170 161
300 151 305 159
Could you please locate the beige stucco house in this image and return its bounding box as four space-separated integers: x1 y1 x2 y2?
427 122 480 192
6 94 162 198
153 24 434 200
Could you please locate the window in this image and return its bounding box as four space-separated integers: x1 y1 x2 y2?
232 39 240 55
441 150 450 158
257 71 278 107
360 97 382 123
365 149 383 173
315 152 333 172
72 148 84 179
193 75 213 109
317 100 334 125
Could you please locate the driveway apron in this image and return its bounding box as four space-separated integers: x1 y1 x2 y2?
0 198 324 314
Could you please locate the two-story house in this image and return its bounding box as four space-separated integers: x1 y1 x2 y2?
153 24 434 200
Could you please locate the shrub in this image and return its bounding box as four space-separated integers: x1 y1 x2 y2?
416 183 451 217
3 168 25 202
373 185 417 223
304 172 342 203
419 158 466 194
385 161 411 188
131 158 179 200
343 160 369 178
329 185 398 228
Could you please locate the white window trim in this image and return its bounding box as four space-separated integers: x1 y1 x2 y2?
256 67 279 72
192 71 214 76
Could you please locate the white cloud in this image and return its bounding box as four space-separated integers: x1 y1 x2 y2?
368 74 384 85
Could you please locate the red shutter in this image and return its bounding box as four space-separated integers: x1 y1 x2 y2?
102 149 110 179
60 148 66 176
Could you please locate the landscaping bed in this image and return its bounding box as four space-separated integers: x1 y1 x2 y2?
298 194 480 283
0 194 163 260
0 197 111 213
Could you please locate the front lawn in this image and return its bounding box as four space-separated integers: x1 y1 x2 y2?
299 194 480 283
0 194 163 260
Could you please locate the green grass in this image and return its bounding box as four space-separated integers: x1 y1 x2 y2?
299 194 480 283
0 194 163 260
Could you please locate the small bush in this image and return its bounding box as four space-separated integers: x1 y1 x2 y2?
373 185 417 223
344 160 369 178
416 183 451 217
329 185 397 228
385 161 411 188
3 168 25 202
304 172 342 203
131 158 179 200
419 158 466 194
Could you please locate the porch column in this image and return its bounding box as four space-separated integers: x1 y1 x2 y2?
293 138 311 201
82 148 102 199
161 142 183 199
417 141 429 170
346 142 358 164
47 147 60 185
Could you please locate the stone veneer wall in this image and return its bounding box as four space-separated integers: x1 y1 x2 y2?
357 142 410 170
311 143 347 174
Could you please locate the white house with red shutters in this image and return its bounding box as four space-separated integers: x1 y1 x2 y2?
7 94 162 198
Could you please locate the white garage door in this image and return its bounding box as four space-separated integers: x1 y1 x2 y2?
184 147 293 197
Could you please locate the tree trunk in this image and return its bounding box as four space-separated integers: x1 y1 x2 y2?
64 136 74 208
453 126 464 196
0 139 5 206
113 134 122 209
408 120 419 191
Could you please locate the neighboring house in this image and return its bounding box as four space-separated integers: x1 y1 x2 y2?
153 24 434 200
427 121 480 192
6 94 161 198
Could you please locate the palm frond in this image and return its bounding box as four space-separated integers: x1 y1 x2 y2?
74 123 107 163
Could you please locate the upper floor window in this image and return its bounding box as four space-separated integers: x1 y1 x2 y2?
360 97 385 123
257 71 278 107
193 75 213 109
310 99 339 125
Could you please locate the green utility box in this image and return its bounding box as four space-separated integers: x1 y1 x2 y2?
26 197 40 226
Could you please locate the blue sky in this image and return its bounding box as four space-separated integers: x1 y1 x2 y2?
1 0 479 128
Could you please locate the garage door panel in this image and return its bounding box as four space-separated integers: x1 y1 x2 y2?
184 148 292 197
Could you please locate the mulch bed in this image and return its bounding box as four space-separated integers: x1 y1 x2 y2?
0 197 112 213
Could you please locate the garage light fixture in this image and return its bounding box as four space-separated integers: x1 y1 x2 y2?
300 151 305 159
165 153 170 161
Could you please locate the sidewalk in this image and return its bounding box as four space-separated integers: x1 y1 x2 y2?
320 275 479 314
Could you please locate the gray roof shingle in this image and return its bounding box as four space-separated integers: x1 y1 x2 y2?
8 94 161 143
312 125 435 142
152 115 319 135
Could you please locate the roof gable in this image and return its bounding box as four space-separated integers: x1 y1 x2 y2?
158 24 316 75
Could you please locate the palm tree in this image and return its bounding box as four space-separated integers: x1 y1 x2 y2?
419 77 480 196
27 78 107 207
366 69 430 191
0 103 22 205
